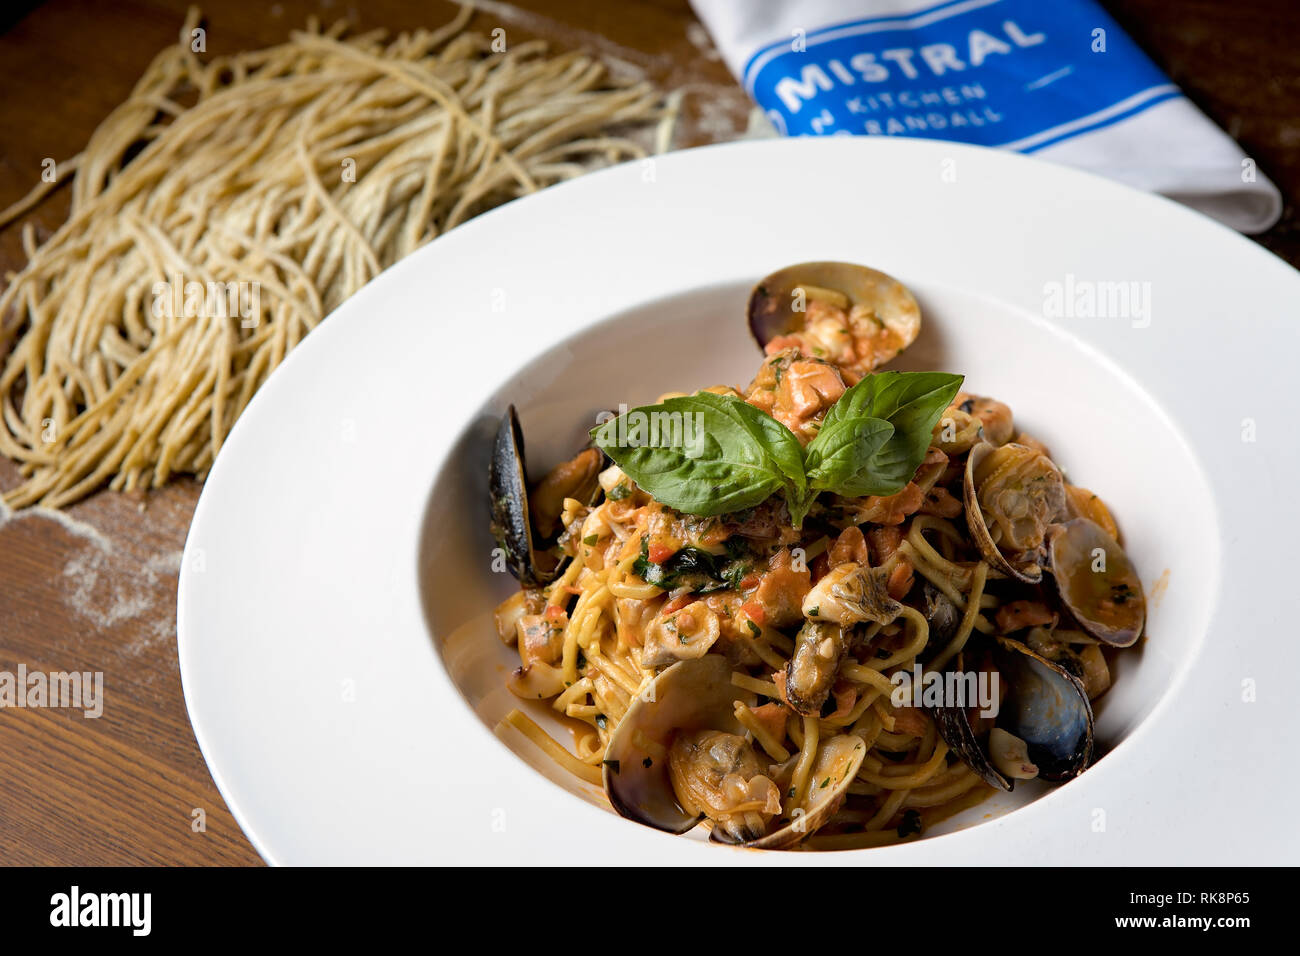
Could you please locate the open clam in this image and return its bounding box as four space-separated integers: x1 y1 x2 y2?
1048 518 1145 647
488 405 602 588
748 262 921 381
710 734 866 849
965 443 1145 642
933 636 1094 791
963 441 1067 583
604 655 755 835
604 655 865 847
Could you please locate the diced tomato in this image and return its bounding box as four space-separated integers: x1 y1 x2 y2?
647 542 675 565
543 604 567 622
740 601 766 627
739 574 762 591
661 594 692 615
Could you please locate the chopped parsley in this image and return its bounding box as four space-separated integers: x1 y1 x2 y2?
632 537 748 594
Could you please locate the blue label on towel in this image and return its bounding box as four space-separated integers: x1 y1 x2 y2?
742 0 1179 151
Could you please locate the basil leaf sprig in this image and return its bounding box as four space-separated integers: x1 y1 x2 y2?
809 371 969 496
589 371 963 528
588 390 803 517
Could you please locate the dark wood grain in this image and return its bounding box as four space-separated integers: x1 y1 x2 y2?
0 0 1296 866
1102 0 1300 259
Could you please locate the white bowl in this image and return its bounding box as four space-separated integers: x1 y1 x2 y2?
178 138 1300 864
422 276 1216 838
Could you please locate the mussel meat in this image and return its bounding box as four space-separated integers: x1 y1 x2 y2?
802 562 902 626
787 563 903 717
785 620 848 717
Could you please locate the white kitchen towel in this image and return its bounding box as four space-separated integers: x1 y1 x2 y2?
690 0 1282 233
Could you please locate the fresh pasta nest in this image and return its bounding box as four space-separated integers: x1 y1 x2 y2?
0 5 660 507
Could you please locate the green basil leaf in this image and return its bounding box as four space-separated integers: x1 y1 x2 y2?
804 415 895 496
822 371 964 433
819 371 963 497
589 371 961 522
785 488 815 529
590 393 803 517
688 390 806 496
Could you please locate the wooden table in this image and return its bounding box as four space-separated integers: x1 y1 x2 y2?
1 0 1296 866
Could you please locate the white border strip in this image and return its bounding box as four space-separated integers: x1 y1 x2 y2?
996 83 1179 151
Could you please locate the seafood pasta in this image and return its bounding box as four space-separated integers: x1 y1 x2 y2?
489 262 1145 850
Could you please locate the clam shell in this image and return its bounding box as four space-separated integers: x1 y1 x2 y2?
962 441 1058 583
1048 518 1145 647
603 655 753 835
711 733 866 849
748 261 921 370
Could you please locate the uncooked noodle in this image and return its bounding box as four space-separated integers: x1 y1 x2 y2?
0 4 660 507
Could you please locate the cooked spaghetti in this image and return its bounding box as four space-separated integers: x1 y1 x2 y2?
489 263 1145 850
